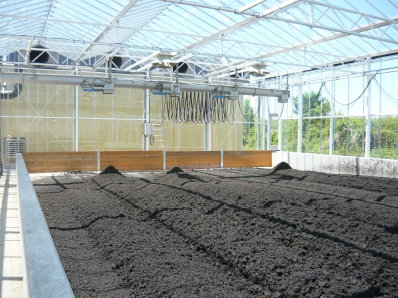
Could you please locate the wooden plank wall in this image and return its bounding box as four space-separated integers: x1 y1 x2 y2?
100 151 163 171
22 152 97 173
224 150 272 168
22 150 272 173
166 151 221 170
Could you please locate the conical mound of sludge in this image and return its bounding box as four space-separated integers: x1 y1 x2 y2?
167 167 184 174
99 165 123 175
268 162 292 175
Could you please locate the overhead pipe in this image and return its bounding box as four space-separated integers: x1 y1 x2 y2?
0 83 23 99
1 67 23 99
0 72 289 99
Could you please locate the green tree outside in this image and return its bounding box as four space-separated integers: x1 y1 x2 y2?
242 91 398 160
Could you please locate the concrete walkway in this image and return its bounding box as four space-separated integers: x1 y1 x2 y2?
0 171 24 298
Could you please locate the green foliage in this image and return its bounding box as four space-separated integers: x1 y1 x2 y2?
243 99 258 150
243 92 398 160
281 92 398 159
292 91 331 117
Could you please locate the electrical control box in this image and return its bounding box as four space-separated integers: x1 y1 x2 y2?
170 85 181 97
278 91 289 103
143 123 153 136
229 89 239 100
103 81 115 94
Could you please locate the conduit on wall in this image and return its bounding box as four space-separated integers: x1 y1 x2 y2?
0 83 23 99
1 69 23 99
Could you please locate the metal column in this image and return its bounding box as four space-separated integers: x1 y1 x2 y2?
206 83 212 151
261 96 266 150
204 122 211 151
267 97 271 150
278 75 283 151
297 72 303 153
329 68 335 155
256 96 260 150
365 58 372 158
97 149 100 171
142 83 150 151
73 67 79 151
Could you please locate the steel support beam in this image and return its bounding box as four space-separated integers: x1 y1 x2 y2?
261 95 266 150
267 97 271 150
73 68 79 151
204 122 210 151
278 75 283 151
365 58 372 158
0 73 290 99
256 95 260 150
238 0 268 13
143 87 150 151
76 0 139 61
181 0 300 51
204 14 398 78
329 68 335 155
297 72 303 153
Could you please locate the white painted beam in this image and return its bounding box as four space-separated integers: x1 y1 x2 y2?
76 0 139 61
365 58 372 158
0 72 290 98
125 51 161 71
206 14 398 78
182 0 301 51
238 0 268 13
297 72 303 153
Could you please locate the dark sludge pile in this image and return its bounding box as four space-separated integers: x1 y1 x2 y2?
167 166 184 174
99 165 123 175
268 161 292 175
34 168 398 297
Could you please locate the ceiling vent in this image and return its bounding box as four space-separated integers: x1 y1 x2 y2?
152 53 176 69
249 64 270 77
110 56 122 68
173 62 188 73
30 45 49 64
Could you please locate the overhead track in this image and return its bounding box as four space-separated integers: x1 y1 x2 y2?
0 72 289 100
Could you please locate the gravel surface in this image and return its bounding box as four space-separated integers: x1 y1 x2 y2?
34 167 398 297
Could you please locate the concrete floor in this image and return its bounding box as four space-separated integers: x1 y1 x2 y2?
0 171 24 298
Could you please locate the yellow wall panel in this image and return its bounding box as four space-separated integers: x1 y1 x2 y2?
178 122 193 151
1 81 245 157
129 120 143 150
193 124 204 150
79 119 95 151
94 119 112 150
113 89 131 119
79 90 95 118
113 120 130 150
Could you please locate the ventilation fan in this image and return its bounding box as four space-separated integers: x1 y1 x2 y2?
249 64 270 77
110 56 122 68
173 62 188 73
152 54 176 69
30 45 49 64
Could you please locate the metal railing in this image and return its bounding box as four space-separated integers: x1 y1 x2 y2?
16 153 75 298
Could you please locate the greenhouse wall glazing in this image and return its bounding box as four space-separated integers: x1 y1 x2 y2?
2 56 398 165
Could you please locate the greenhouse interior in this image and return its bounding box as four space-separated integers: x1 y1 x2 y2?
1 0 398 297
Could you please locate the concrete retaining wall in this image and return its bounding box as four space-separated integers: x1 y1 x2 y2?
274 151 398 178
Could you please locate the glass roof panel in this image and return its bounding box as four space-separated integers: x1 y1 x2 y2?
1 0 398 78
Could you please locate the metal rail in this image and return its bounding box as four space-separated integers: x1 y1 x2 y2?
16 153 75 298
0 73 289 99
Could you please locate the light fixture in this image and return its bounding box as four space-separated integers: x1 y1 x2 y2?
152 53 176 69
125 51 161 71
249 64 270 77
